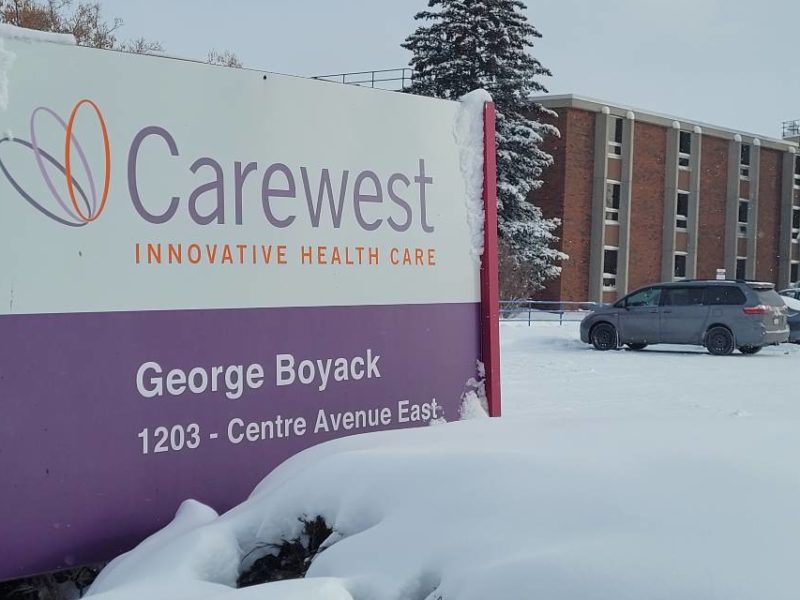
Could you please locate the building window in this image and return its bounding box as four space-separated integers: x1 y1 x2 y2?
674 253 687 280
741 144 751 165
608 117 623 156
737 199 749 236
678 131 691 168
605 182 621 223
794 156 800 188
679 131 691 154
736 257 747 280
740 143 751 179
793 206 800 241
792 261 800 285
603 247 619 290
676 192 689 230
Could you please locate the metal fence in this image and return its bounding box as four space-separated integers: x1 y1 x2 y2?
782 119 800 139
311 68 413 91
499 300 599 326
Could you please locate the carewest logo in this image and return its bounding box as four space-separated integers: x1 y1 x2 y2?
0 99 110 227
2 100 437 235
0 100 442 268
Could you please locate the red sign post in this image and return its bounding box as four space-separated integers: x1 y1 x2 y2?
481 102 502 417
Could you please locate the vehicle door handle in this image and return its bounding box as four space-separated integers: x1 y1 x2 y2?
662 310 672 314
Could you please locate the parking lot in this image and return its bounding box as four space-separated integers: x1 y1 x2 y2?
501 321 800 422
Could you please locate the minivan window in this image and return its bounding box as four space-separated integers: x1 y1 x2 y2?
663 287 704 306
703 286 746 305
755 289 783 307
624 287 661 308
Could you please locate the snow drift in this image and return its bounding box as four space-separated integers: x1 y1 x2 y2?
0 23 76 45
87 412 800 600
0 23 75 111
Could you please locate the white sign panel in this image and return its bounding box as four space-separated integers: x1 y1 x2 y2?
0 41 479 315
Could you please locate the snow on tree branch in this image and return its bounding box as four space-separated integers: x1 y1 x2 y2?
403 0 567 293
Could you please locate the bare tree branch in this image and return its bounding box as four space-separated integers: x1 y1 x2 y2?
0 0 164 55
118 36 164 55
207 48 243 68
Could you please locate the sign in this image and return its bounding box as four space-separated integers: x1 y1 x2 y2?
0 37 498 579
716 268 726 280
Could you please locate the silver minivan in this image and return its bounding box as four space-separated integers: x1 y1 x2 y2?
580 280 789 355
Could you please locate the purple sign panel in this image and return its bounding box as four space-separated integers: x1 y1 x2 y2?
0 302 480 578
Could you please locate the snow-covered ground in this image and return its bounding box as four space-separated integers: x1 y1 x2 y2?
503 321 800 420
86 322 800 600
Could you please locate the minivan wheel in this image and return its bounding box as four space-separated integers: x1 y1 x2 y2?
626 343 648 351
591 323 618 351
705 326 734 356
739 346 762 355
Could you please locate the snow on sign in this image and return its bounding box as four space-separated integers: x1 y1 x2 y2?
0 29 500 580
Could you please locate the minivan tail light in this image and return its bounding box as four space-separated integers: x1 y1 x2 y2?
742 305 769 315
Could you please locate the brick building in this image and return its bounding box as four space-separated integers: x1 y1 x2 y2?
532 95 800 303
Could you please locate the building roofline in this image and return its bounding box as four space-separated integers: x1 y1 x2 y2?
533 94 799 153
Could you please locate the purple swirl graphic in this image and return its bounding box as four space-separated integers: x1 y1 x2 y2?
0 104 106 226
0 137 91 227
30 106 99 221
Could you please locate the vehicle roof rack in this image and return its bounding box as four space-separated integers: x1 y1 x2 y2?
664 279 775 287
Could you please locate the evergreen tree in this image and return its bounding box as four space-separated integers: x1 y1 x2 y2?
403 0 566 292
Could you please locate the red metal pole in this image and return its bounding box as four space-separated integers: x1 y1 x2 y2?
481 102 501 417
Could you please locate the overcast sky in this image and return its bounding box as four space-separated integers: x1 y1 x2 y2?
99 0 800 139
